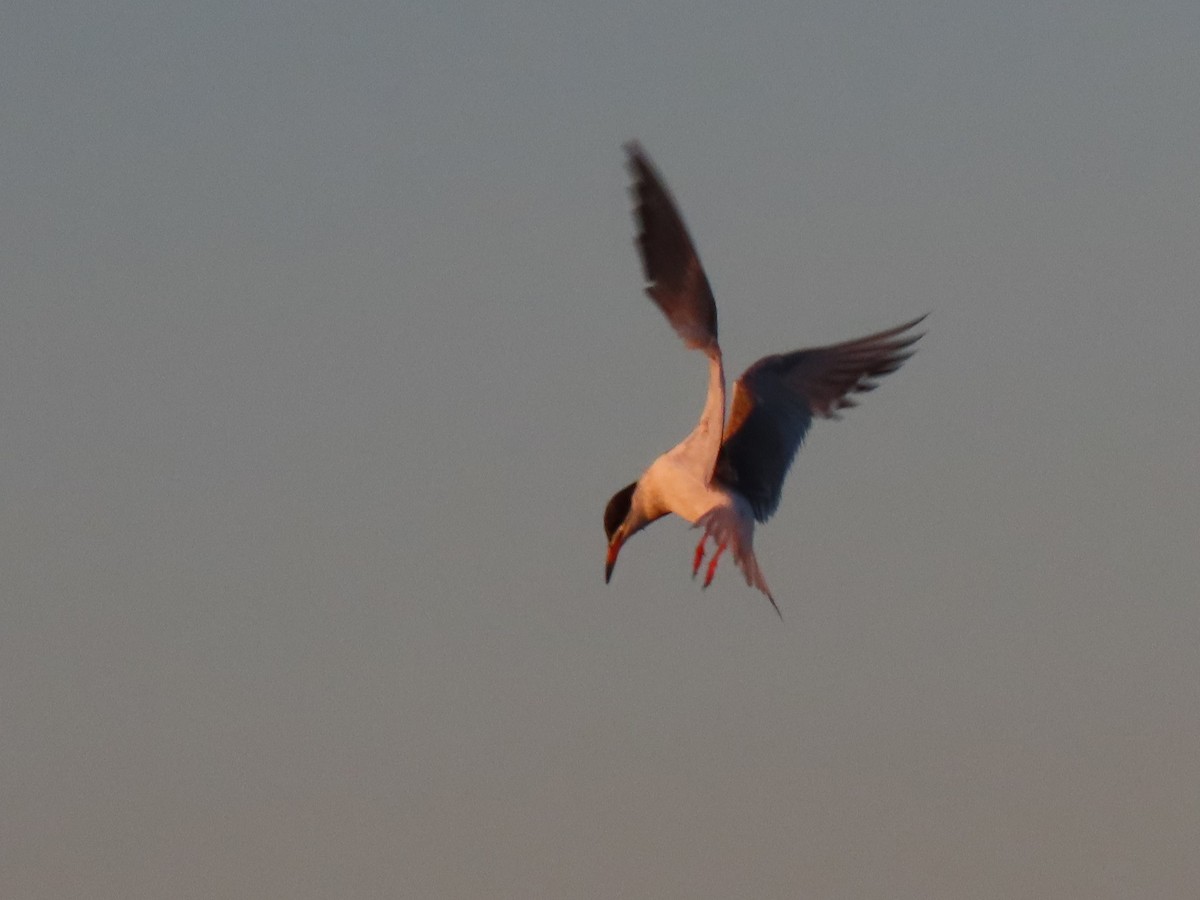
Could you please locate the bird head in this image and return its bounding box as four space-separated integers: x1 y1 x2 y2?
603 481 638 583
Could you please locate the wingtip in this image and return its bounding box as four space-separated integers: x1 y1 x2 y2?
877 313 929 343
623 140 652 175
902 312 930 344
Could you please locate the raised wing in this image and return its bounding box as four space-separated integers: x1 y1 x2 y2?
626 142 718 351
715 316 926 522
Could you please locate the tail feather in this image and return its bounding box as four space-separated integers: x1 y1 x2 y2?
696 505 781 618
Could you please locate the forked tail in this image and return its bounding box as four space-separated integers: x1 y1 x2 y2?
696 505 780 618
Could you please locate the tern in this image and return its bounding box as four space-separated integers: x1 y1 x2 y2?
603 143 925 616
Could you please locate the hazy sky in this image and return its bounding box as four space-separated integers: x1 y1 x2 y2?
3 2 1198 897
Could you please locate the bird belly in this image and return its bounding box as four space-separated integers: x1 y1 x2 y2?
640 456 732 525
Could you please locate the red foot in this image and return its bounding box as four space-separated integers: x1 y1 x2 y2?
702 542 727 589
692 535 707 579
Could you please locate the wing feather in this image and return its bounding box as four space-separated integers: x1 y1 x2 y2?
625 142 719 351
716 316 926 521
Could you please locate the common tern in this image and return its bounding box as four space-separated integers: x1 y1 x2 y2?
604 143 925 616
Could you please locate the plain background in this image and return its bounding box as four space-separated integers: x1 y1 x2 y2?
2 2 1198 897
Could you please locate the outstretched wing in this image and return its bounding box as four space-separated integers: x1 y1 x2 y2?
715 316 926 522
625 142 719 351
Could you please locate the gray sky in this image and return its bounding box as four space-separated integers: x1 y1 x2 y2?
3 2 1198 897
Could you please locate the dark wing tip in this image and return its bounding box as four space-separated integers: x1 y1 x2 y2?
622 142 719 350
624 139 649 169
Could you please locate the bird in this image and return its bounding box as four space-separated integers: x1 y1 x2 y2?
603 142 925 616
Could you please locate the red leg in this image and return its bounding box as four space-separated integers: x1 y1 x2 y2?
692 533 707 579
703 541 727 588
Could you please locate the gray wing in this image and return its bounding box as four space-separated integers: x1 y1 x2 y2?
715 316 926 522
625 142 719 351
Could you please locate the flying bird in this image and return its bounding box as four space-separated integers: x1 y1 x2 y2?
604 143 925 616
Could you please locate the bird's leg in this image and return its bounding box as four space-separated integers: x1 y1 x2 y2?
702 541 727 589
691 533 708 579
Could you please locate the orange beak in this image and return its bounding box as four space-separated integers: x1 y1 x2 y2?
605 535 625 584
